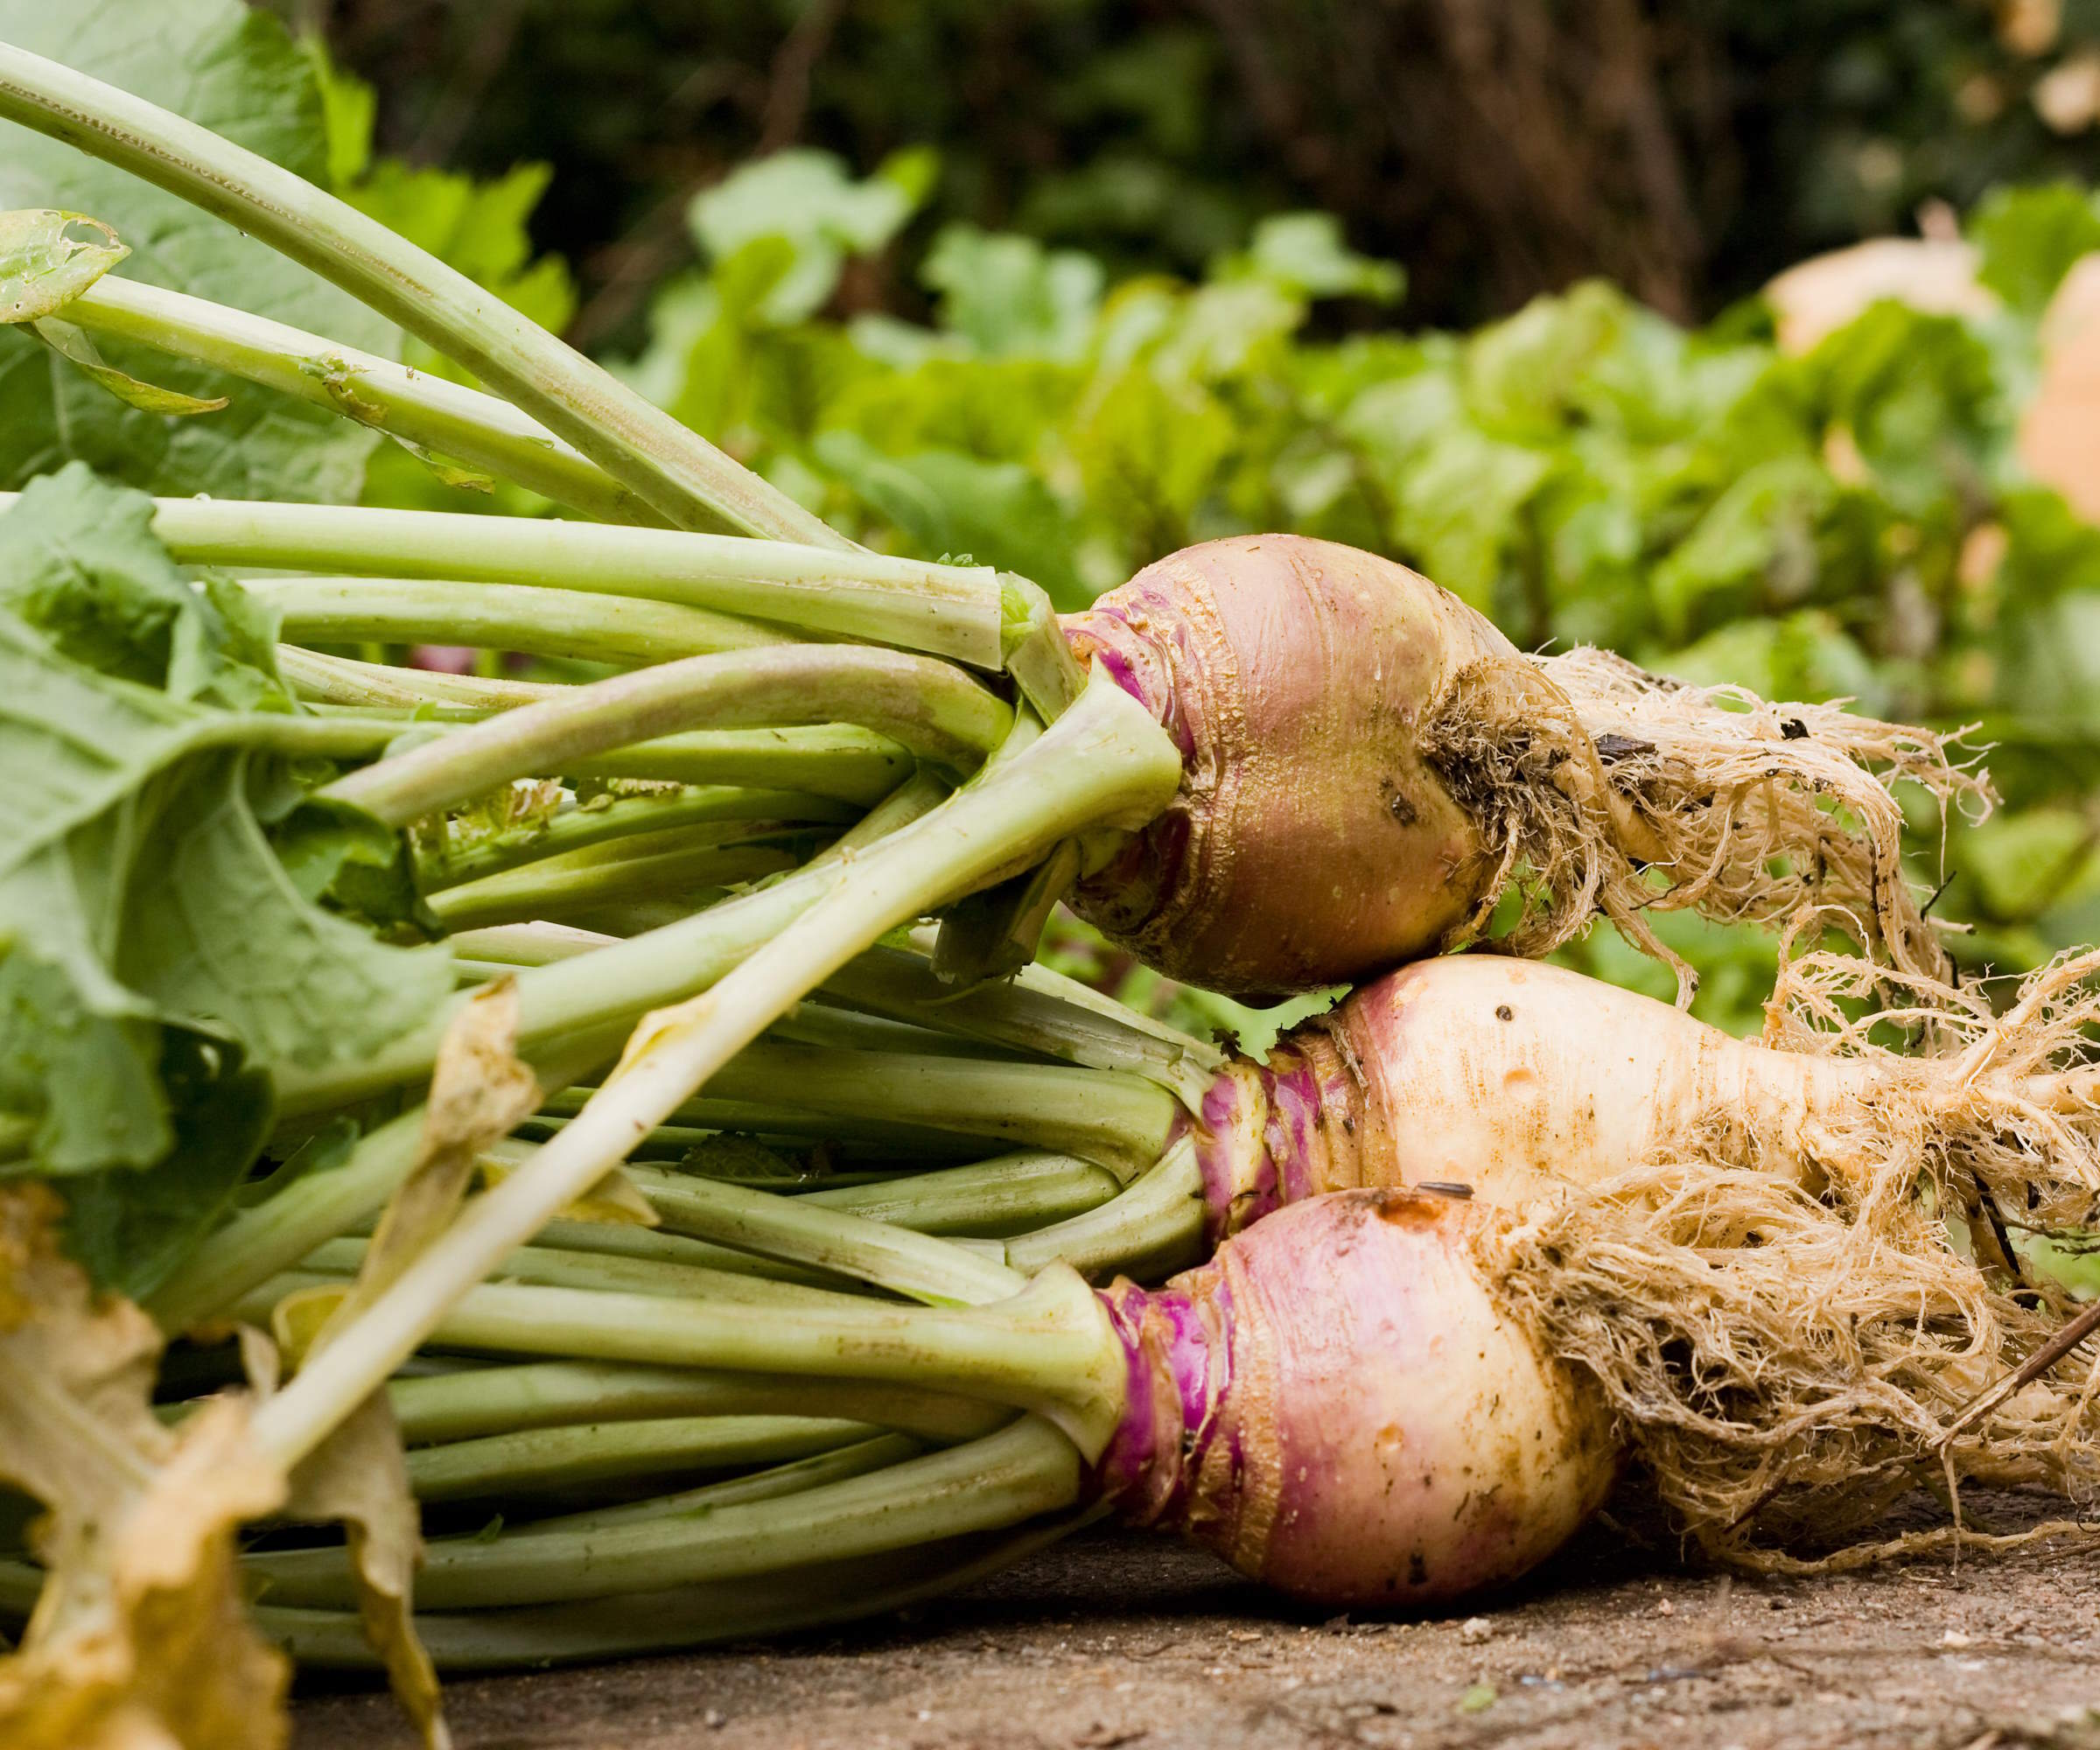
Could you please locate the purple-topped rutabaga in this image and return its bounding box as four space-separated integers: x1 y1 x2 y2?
1093 1190 1616 1603
1063 534 1978 999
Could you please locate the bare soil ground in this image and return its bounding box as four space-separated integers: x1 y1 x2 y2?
294 1516 2100 1750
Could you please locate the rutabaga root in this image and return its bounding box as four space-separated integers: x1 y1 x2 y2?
1483 942 2100 1567
1754 937 2100 1246
1065 536 1986 999
1432 645 1990 1000
1488 1157 2100 1569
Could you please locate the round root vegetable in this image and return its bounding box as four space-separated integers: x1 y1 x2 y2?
1180 950 2100 1250
1064 535 1985 998
1095 1189 1617 1603
242 1190 1618 1623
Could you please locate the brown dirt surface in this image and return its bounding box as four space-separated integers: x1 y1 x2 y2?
292 1516 2100 1750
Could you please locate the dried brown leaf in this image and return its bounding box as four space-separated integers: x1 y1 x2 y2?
0 1186 290 1750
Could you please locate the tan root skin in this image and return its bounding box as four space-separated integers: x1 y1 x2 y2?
1067 536 1489 994
1291 949 2100 1233
1306 956 1866 1206
1067 536 1983 1001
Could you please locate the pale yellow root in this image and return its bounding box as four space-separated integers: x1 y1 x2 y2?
1425 644 1992 1004
1762 935 2100 1237
1485 945 2100 1568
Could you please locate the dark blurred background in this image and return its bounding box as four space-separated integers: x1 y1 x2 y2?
283 0 2100 347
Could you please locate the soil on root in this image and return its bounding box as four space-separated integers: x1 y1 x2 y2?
293 1508 2100 1750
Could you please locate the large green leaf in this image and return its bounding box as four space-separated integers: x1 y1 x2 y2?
0 463 289 708
0 477 447 1296
0 0 397 500
56 1032 274 1299
922 225 1104 361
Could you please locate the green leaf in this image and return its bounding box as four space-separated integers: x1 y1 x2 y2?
921 225 1104 361
1071 367 1235 564
0 208 127 323
0 487 448 1199
1239 212 1402 304
812 431 1086 606
32 317 230 416
0 946 165 1175
1995 486 2100 605
58 1034 274 1299
690 149 928 326
1649 455 1838 636
1803 303 2002 517
1153 280 1302 382
1343 373 1552 611
295 33 376 190
1466 281 1632 438
275 794 427 932
1956 808 2092 922
0 465 283 709
1655 608 1886 712
1970 183 2100 316
113 754 451 1072
0 0 396 500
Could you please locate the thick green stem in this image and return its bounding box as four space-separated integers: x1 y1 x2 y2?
144 1031 624 1334
0 43 850 542
424 787 856 890
425 831 819 934
254 575 778 665
768 1001 1005 1059
452 1210 841 1287
808 767 952 864
66 276 658 523
826 939 1224 1102
278 646 552 710
309 1207 1020 1313
800 1152 1119 1236
514 1433 928 1535
247 681 1175 1473
250 1416 1081 1611
297 1236 850 1306
583 1172 1026 1307
285 705 916 803
404 1413 875 1502
271 677 1170 1120
452 920 1221 1098
258 777 1148 1468
528 1110 993 1162
559 725 910 801
18 494 998 662
323 645 1009 827
1004 1135 1207 1280
259 1513 1090 1671
332 1268 1119 1438
387 1361 1001 1446
557 1041 1179 1180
